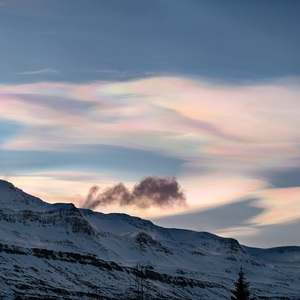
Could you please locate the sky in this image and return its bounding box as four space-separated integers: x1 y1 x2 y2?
0 0 300 248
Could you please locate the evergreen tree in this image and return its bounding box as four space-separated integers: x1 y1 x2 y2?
231 267 251 300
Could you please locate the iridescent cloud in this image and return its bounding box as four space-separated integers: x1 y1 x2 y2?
1 76 300 243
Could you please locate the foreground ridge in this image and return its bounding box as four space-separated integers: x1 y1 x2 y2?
0 180 299 299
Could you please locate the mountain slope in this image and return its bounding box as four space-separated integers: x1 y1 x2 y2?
0 180 299 299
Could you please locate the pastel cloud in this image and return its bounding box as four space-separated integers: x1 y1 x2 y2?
252 187 300 225
2 78 300 151
1 76 300 240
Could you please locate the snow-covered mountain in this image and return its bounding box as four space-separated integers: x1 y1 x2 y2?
0 179 299 299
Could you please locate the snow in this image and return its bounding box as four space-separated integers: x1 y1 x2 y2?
0 180 299 299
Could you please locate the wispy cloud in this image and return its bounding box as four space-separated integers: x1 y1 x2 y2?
17 69 59 76
83 69 127 75
1 75 300 236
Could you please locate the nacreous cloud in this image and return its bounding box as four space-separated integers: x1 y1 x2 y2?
1 76 300 230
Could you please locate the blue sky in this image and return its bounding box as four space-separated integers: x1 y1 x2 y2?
1 0 299 83
0 0 300 247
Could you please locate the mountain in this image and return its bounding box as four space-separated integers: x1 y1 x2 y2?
0 179 299 299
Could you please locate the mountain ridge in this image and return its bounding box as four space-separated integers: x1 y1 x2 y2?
0 179 299 299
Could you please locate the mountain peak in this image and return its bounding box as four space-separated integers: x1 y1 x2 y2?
0 179 46 211
0 179 14 188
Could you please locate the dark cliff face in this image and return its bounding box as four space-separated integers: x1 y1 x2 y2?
220 237 246 253
134 232 173 255
0 205 96 237
0 242 225 300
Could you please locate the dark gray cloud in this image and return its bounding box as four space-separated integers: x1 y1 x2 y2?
241 219 300 248
81 177 186 210
263 167 300 188
152 198 264 232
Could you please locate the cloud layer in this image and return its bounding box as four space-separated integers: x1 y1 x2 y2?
1 76 300 246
